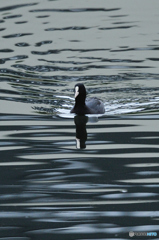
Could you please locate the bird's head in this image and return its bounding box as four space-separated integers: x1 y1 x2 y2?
74 83 86 102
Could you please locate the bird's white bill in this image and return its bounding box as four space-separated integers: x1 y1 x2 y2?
75 86 79 98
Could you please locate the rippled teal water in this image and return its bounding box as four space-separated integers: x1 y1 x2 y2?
0 0 159 239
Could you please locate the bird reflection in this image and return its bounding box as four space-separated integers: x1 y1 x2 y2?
74 115 98 149
74 115 88 149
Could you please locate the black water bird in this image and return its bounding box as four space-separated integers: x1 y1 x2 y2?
71 83 105 115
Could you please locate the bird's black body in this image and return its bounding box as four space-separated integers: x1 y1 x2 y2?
71 83 105 115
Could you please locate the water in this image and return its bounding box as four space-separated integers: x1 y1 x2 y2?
0 0 159 239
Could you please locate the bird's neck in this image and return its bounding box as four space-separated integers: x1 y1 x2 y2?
75 96 86 106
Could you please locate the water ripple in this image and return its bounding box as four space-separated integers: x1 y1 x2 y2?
3 33 33 38
3 14 22 19
29 7 121 13
0 3 38 12
35 40 53 47
0 55 28 64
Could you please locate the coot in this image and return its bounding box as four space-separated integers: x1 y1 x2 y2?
70 83 105 115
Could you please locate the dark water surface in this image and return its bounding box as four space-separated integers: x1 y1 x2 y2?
0 0 159 239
